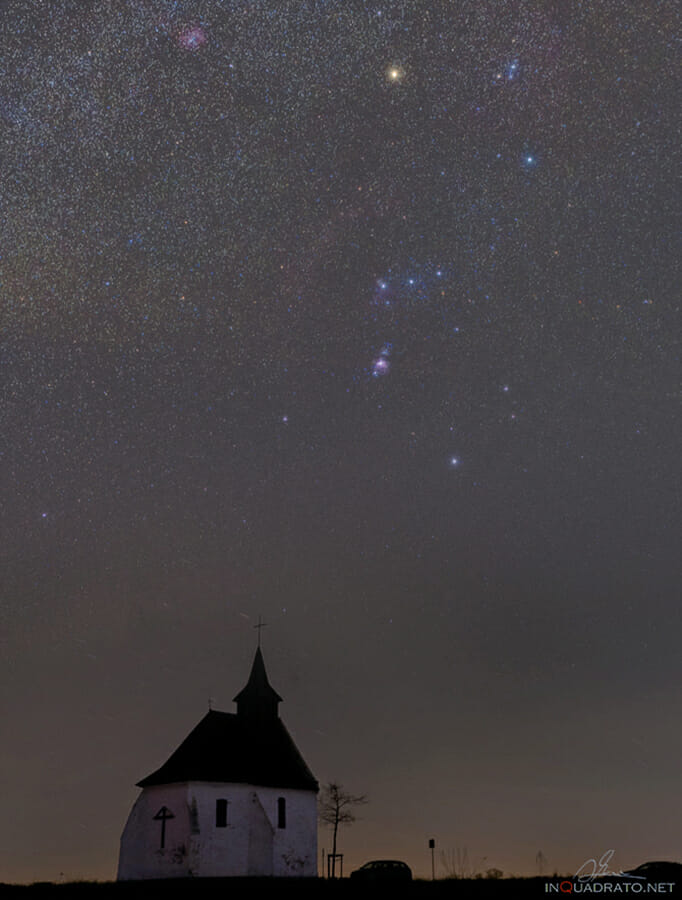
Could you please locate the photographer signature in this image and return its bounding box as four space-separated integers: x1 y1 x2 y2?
574 849 641 882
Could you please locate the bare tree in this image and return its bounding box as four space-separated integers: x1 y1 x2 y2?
536 850 547 877
318 782 368 878
440 847 489 880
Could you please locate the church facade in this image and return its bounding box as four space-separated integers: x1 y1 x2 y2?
117 648 318 879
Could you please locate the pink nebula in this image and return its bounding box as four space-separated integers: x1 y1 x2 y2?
177 25 208 51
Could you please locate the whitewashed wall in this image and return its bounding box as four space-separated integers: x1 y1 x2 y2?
118 782 317 879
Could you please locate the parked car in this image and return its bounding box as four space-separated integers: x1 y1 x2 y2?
350 859 413 882
621 861 682 882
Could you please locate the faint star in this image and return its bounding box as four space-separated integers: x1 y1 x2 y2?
507 60 519 80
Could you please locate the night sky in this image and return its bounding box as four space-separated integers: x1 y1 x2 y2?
1 0 680 884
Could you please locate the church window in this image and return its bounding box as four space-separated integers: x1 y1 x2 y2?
277 797 286 829
216 798 228 828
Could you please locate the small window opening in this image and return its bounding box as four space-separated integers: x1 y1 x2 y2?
277 796 286 829
216 798 228 828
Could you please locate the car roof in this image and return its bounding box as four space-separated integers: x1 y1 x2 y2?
364 860 409 865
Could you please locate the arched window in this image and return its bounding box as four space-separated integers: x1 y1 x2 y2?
277 797 286 829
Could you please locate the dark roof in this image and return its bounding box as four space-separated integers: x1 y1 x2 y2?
137 649 317 792
137 710 318 791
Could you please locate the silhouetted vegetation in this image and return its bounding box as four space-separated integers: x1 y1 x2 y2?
318 782 368 879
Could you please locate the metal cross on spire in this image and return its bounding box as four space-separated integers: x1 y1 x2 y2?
254 615 267 647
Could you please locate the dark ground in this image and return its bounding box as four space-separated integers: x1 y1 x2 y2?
0 878 547 896
3 878 680 897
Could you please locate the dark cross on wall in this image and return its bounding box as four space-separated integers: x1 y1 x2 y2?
153 806 175 849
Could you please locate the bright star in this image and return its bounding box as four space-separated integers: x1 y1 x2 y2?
521 151 540 171
371 344 392 377
372 357 390 377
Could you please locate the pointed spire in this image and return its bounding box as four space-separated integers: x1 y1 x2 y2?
233 646 283 721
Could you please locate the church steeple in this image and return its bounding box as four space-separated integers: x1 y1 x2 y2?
233 646 283 721
121 638 318 881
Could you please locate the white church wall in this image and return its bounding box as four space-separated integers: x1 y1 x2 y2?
270 787 318 877
185 782 252 877
119 781 318 879
117 783 193 880
187 782 317 877
244 785 317 877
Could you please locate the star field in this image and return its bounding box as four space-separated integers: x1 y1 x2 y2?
0 0 679 884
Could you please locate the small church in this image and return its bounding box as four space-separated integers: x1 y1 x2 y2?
117 646 319 879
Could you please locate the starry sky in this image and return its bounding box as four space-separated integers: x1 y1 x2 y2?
1 0 680 884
